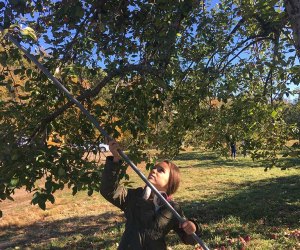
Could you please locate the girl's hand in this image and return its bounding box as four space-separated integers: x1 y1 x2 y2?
108 140 121 162
181 220 197 235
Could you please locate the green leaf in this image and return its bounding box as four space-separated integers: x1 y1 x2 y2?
7 195 14 201
58 167 66 176
26 69 32 77
75 6 84 18
0 51 8 66
11 153 19 161
72 186 77 195
87 188 93 196
31 192 40 205
18 95 30 100
48 194 55 204
13 69 22 75
24 80 32 91
45 181 52 193
38 201 46 210
10 178 19 187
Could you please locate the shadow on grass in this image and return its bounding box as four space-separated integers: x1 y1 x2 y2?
175 150 220 161
280 157 300 168
177 154 262 168
182 175 300 228
176 150 300 169
192 158 261 168
0 212 124 249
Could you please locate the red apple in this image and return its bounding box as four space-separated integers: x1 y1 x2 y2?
244 235 251 242
270 234 277 240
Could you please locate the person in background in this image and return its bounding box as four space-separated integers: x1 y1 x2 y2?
230 140 237 160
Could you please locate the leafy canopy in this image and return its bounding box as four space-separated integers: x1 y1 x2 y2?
0 0 299 213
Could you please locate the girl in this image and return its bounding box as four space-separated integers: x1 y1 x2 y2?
100 140 201 249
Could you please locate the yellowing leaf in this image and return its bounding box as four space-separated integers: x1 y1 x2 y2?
271 110 277 118
176 33 182 37
20 26 37 41
70 76 79 83
0 28 8 40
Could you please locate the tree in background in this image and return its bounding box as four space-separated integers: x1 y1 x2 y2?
0 0 299 214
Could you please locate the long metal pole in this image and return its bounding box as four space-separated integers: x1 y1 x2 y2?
1 27 209 250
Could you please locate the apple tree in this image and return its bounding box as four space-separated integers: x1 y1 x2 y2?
0 0 299 215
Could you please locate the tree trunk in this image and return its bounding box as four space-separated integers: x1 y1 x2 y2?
285 0 300 59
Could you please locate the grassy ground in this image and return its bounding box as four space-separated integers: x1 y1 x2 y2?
0 149 299 250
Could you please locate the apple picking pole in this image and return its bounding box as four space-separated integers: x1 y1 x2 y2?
1 27 209 250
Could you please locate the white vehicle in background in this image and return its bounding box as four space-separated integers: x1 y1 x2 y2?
86 142 109 152
17 136 30 146
97 143 109 152
70 142 109 152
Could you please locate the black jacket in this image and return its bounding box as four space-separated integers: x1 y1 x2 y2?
100 156 200 250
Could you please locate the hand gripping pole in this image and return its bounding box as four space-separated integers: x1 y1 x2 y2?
1 27 210 250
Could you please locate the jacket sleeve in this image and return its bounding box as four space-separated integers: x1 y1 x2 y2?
143 201 201 245
100 156 127 210
172 203 202 245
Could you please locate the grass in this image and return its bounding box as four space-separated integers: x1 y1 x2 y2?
0 149 299 249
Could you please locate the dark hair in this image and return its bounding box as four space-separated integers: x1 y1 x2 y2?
163 160 180 196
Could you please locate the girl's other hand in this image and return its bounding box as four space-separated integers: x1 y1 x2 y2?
181 220 197 235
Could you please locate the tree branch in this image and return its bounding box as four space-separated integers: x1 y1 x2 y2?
30 64 160 139
263 32 280 97
217 35 265 71
205 18 245 70
219 37 273 74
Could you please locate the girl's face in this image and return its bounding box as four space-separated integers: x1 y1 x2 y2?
147 162 170 193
